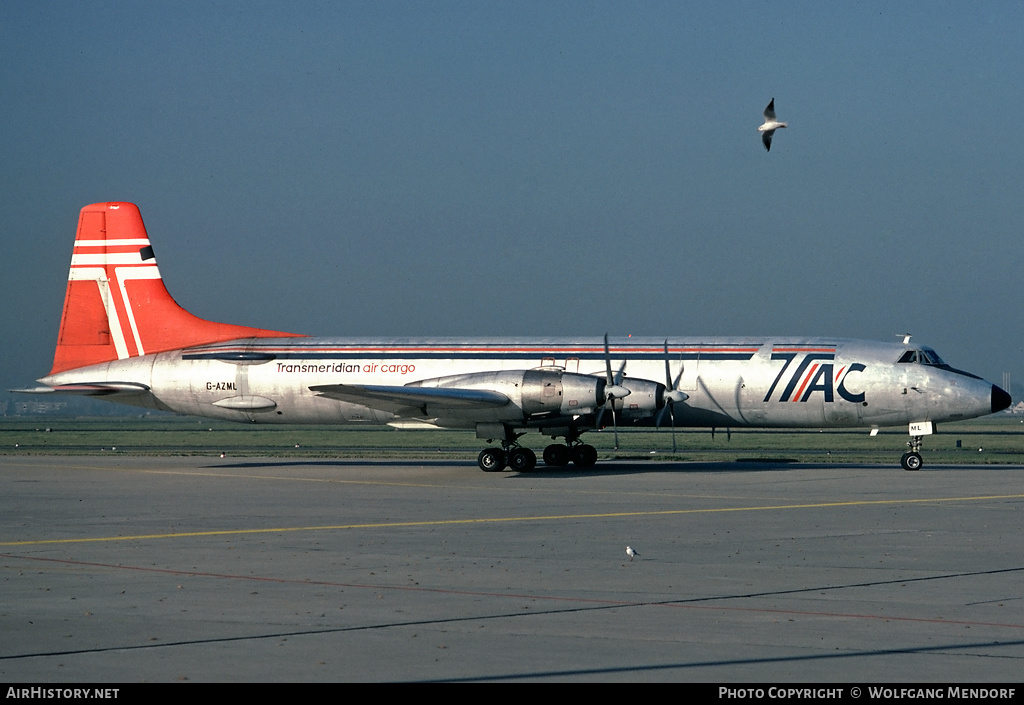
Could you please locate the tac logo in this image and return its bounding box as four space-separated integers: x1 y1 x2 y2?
763 348 866 403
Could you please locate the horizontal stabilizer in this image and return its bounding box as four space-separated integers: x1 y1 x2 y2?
311 383 509 417
13 382 151 396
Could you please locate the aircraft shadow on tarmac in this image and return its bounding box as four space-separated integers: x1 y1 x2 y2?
205 458 872 476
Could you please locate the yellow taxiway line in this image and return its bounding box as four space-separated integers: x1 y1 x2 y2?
4 493 1023 547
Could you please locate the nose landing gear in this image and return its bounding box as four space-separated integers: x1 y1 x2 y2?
900 435 924 471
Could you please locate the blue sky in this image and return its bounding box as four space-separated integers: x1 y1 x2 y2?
2 1 1021 399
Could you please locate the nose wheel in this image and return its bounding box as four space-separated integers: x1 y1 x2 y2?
900 435 924 471
900 451 923 471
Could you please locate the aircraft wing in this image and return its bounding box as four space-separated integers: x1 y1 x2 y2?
310 383 510 417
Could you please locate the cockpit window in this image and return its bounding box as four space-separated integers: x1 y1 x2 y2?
897 348 946 365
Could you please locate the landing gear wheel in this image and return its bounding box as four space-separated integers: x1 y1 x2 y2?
901 452 923 471
543 444 570 467
508 447 537 472
478 448 507 472
571 444 598 468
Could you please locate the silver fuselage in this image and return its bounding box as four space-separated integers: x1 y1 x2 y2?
40 336 1003 434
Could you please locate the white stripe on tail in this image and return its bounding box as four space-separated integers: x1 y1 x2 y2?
50 202 299 374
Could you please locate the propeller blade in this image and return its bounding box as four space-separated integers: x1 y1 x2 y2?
660 340 686 453
670 402 677 453
604 333 628 388
663 340 673 389
604 334 614 386
595 403 620 448
611 403 619 449
603 334 628 448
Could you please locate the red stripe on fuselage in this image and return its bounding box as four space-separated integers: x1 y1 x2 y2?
791 363 820 402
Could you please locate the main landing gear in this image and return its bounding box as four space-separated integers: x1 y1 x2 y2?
900 435 924 471
542 443 598 469
476 436 598 472
477 445 537 472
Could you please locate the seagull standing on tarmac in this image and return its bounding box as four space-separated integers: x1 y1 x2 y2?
626 545 639 561
758 98 787 152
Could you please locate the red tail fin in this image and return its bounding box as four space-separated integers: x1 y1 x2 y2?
50 202 299 375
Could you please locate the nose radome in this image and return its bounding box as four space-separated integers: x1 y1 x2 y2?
992 385 1012 413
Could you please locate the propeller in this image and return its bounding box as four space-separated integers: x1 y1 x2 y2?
596 333 630 449
655 340 689 452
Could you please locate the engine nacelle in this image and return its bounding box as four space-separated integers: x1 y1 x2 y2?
410 369 600 421
607 376 665 420
411 369 665 425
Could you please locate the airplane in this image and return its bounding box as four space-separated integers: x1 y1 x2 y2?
17 202 1012 472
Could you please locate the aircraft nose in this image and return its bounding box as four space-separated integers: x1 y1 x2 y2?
992 385 1012 413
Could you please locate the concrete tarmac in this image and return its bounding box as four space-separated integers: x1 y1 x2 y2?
1 455 1022 682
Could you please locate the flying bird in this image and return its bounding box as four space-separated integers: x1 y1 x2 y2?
758 98 787 152
626 545 639 561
